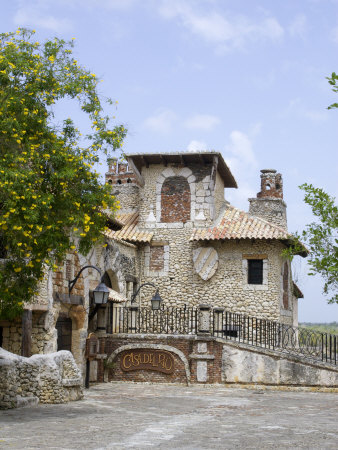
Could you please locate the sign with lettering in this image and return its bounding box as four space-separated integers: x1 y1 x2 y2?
120 349 174 374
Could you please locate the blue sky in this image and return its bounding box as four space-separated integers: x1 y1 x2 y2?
1 0 338 322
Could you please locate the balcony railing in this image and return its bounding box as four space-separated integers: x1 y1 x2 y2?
109 305 337 366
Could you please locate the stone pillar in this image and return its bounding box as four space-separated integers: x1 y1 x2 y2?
96 306 107 334
128 305 139 333
213 307 224 337
198 304 211 335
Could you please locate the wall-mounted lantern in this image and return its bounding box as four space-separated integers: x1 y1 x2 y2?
131 282 163 310
69 265 109 305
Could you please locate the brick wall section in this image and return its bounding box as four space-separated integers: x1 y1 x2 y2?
149 246 164 271
98 335 224 384
161 176 191 223
53 252 84 297
257 170 283 199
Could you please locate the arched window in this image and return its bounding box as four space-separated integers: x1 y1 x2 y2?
161 176 191 223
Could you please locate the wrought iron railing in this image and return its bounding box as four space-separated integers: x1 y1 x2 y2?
109 306 337 366
211 309 337 366
109 306 198 335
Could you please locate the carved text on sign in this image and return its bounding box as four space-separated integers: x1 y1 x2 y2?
120 349 174 374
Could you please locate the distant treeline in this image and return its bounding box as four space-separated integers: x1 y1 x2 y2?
299 322 338 335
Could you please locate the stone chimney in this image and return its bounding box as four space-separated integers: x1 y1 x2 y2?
248 169 287 229
105 158 140 213
105 158 137 186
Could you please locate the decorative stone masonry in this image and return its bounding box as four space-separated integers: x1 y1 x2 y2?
0 348 83 410
189 340 216 383
161 176 191 223
197 305 211 335
144 243 169 277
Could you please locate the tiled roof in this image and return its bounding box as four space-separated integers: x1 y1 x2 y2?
190 205 308 255
105 212 153 244
108 288 127 303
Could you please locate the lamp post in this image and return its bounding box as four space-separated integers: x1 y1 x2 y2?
131 282 163 310
69 265 110 390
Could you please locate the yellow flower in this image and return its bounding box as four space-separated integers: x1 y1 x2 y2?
14 267 22 273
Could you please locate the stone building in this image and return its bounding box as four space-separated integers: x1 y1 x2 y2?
0 150 306 376
106 151 306 325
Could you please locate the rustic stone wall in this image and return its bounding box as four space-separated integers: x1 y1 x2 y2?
222 341 338 387
111 184 140 213
1 238 139 377
213 171 227 219
0 348 83 410
94 334 338 388
136 230 291 323
248 197 287 229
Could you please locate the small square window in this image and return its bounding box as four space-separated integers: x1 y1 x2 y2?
248 259 263 284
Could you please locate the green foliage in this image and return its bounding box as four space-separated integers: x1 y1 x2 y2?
285 184 338 305
300 322 338 336
0 29 126 319
327 72 338 109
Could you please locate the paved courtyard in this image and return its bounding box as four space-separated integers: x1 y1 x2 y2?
0 383 337 449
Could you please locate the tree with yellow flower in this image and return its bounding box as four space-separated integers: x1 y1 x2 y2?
0 29 126 319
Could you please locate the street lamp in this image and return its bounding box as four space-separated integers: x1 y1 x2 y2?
69 265 109 304
131 282 163 310
150 289 163 311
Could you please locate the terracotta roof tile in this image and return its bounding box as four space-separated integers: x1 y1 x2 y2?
105 212 153 244
190 205 307 255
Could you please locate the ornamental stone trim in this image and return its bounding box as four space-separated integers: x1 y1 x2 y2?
155 168 196 223
104 343 191 384
144 244 169 277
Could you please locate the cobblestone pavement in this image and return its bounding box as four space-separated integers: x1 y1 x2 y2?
1 383 337 449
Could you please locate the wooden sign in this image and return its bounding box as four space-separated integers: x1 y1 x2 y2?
120 349 174 374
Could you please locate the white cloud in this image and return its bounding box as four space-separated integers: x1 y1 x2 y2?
184 114 220 131
288 14 307 39
223 130 259 210
158 0 284 51
14 4 72 32
226 130 257 167
187 140 208 152
143 108 177 133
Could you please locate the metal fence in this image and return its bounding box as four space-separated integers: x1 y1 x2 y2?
211 309 337 366
109 305 198 335
109 305 337 366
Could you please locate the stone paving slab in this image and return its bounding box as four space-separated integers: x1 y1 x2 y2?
0 382 337 449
